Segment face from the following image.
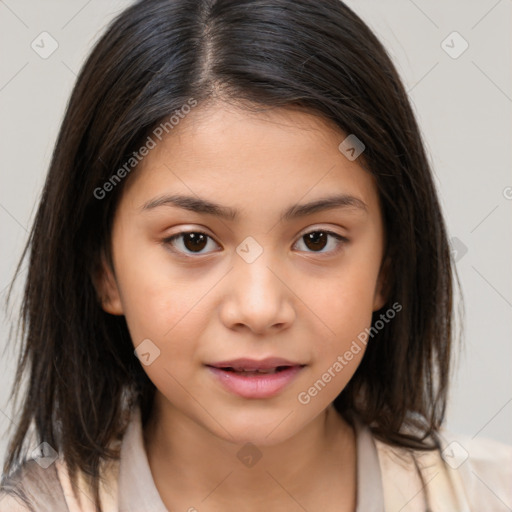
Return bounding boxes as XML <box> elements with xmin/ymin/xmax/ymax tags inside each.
<box><xmin>98</xmin><ymin>103</ymin><xmax>387</xmax><ymax>446</ymax></box>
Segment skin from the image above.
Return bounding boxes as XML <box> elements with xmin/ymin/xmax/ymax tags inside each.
<box><xmin>97</xmin><ymin>102</ymin><xmax>387</xmax><ymax>512</ymax></box>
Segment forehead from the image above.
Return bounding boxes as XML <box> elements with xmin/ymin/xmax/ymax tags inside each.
<box><xmin>120</xmin><ymin>102</ymin><xmax>380</xmax><ymax>219</ymax></box>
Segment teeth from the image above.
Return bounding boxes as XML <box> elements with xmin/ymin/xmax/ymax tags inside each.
<box><xmin>217</xmin><ymin>365</ymin><xmax>294</xmax><ymax>375</ymax></box>
<box><xmin>230</xmin><ymin>367</ymin><xmax>279</xmax><ymax>374</ymax></box>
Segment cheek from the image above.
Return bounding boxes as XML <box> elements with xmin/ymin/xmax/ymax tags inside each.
<box><xmin>307</xmin><ymin>261</ymin><xmax>379</xmax><ymax>339</ymax></box>
<box><xmin>298</xmin><ymin>277</ymin><xmax>373</xmax><ymax>412</ymax></box>
<box><xmin>301</xmin><ymin>246</ymin><xmax>381</xmax><ymax>392</ymax></box>
<box><xmin>116</xmin><ymin>263</ymin><xmax>209</xmax><ymax>397</ymax></box>
<box><xmin>112</xmin><ymin>240</ymin><xmax>205</xmax><ymax>356</ymax></box>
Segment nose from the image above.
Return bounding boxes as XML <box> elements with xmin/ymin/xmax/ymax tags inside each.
<box><xmin>218</xmin><ymin>251</ymin><xmax>296</xmax><ymax>335</ymax></box>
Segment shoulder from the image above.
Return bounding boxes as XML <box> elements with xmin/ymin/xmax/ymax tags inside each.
<box><xmin>373</xmin><ymin>429</ymin><xmax>512</xmax><ymax>511</ymax></box>
<box><xmin>0</xmin><ymin>494</ymin><xmax>32</xmax><ymax>512</ymax></box>
<box><xmin>0</xmin><ymin>458</ymin><xmax>66</xmax><ymax>511</ymax></box>
<box><xmin>442</xmin><ymin>432</ymin><xmax>512</xmax><ymax>509</ymax></box>
<box><xmin>0</xmin><ymin>492</ymin><xmax>34</xmax><ymax>512</ymax></box>
<box><xmin>0</xmin><ymin>456</ymin><xmax>120</xmax><ymax>512</ymax></box>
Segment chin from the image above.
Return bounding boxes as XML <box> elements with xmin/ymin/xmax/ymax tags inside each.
<box><xmin>207</xmin><ymin>410</ymin><xmax>305</xmax><ymax>447</ymax></box>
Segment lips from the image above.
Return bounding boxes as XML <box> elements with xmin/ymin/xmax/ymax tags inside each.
<box><xmin>206</xmin><ymin>357</ymin><xmax>306</xmax><ymax>398</ymax></box>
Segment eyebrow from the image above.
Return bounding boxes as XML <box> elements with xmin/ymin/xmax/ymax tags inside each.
<box><xmin>141</xmin><ymin>193</ymin><xmax>367</xmax><ymax>221</ymax></box>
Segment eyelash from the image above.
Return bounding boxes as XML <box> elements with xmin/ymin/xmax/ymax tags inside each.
<box><xmin>162</xmin><ymin>229</ymin><xmax>348</xmax><ymax>258</ymax></box>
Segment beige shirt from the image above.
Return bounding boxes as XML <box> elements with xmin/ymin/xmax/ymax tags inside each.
<box><xmin>1</xmin><ymin>406</ymin><xmax>511</xmax><ymax>511</ymax></box>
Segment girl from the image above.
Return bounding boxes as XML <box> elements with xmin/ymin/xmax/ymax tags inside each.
<box><xmin>1</xmin><ymin>0</ymin><xmax>511</xmax><ymax>511</ymax></box>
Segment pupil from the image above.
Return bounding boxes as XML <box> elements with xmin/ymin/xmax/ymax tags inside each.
<box><xmin>304</xmin><ymin>231</ymin><xmax>327</xmax><ymax>251</ymax></box>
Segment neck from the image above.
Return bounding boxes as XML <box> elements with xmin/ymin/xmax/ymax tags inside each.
<box><xmin>143</xmin><ymin>394</ymin><xmax>357</xmax><ymax>511</ymax></box>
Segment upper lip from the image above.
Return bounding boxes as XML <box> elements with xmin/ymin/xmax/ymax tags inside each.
<box><xmin>207</xmin><ymin>357</ymin><xmax>304</xmax><ymax>371</ymax></box>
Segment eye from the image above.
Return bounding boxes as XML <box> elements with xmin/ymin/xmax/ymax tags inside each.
<box><xmin>163</xmin><ymin>231</ymin><xmax>220</xmax><ymax>256</ymax></box>
<box><xmin>163</xmin><ymin>229</ymin><xmax>347</xmax><ymax>258</ymax></box>
<box><xmin>293</xmin><ymin>230</ymin><xmax>347</xmax><ymax>254</ymax></box>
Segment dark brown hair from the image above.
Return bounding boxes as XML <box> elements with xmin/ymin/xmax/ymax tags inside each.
<box><xmin>2</xmin><ymin>0</ymin><xmax>460</xmax><ymax>509</ymax></box>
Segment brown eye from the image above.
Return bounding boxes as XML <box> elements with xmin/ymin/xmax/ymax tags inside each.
<box><xmin>304</xmin><ymin>231</ymin><xmax>328</xmax><ymax>251</ymax></box>
<box><xmin>295</xmin><ymin>230</ymin><xmax>347</xmax><ymax>254</ymax></box>
<box><xmin>164</xmin><ymin>231</ymin><xmax>219</xmax><ymax>255</ymax></box>
<box><xmin>182</xmin><ymin>232</ymin><xmax>207</xmax><ymax>252</ymax></box>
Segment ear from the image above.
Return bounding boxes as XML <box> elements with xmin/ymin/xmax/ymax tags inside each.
<box><xmin>372</xmin><ymin>255</ymin><xmax>391</xmax><ymax>312</ymax></box>
<box><xmin>92</xmin><ymin>253</ymin><xmax>124</xmax><ymax>315</ymax></box>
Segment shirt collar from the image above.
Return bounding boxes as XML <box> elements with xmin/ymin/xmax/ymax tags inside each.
<box><xmin>118</xmin><ymin>406</ymin><xmax>168</xmax><ymax>512</ymax></box>
<box><xmin>353</xmin><ymin>414</ymin><xmax>385</xmax><ymax>511</ymax></box>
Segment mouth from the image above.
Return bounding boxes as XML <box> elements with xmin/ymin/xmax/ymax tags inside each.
<box><xmin>205</xmin><ymin>358</ymin><xmax>306</xmax><ymax>398</ymax></box>
<box><xmin>211</xmin><ymin>365</ymin><xmax>297</xmax><ymax>376</ymax></box>
<box><xmin>207</xmin><ymin>357</ymin><xmax>304</xmax><ymax>372</ymax></box>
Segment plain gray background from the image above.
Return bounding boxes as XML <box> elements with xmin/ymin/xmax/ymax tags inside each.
<box><xmin>1</xmin><ymin>0</ymin><xmax>511</xmax><ymax>466</ymax></box>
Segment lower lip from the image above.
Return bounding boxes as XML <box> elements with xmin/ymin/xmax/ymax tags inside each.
<box><xmin>207</xmin><ymin>366</ymin><xmax>304</xmax><ymax>399</ymax></box>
